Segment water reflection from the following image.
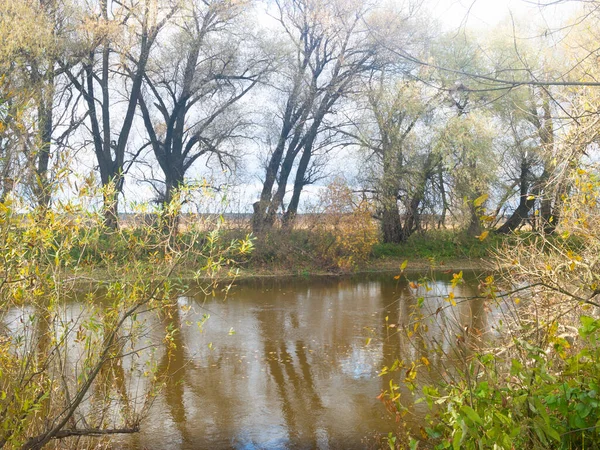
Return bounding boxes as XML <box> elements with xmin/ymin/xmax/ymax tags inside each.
<box><xmin>114</xmin><ymin>272</ymin><xmax>485</xmax><ymax>449</ymax></box>
<box><xmin>2</xmin><ymin>272</ymin><xmax>487</xmax><ymax>449</ymax></box>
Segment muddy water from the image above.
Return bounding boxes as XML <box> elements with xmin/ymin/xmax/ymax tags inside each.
<box><xmin>114</xmin><ymin>271</ymin><xmax>487</xmax><ymax>450</ymax></box>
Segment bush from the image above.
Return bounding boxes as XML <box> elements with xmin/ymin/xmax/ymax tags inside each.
<box><xmin>381</xmin><ymin>315</ymin><xmax>600</xmax><ymax>450</ymax></box>
<box><xmin>378</xmin><ymin>165</ymin><xmax>600</xmax><ymax>449</ymax></box>
<box><xmin>307</xmin><ymin>177</ymin><xmax>379</xmax><ymax>270</ymax></box>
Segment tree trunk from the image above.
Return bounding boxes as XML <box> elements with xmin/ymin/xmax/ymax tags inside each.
<box><xmin>404</xmin><ymin>154</ymin><xmax>437</xmax><ymax>239</ymax></box>
<box><xmin>377</xmin><ymin>140</ymin><xmax>404</xmax><ymax>243</ymax></box>
<box><xmin>103</xmin><ymin>188</ymin><xmax>119</xmax><ymax>231</ymax></box>
<box><xmin>438</xmin><ymin>168</ymin><xmax>447</xmax><ymax>229</ymax></box>
<box><xmin>497</xmin><ymin>161</ymin><xmax>534</xmax><ymax>234</ymax></box>
<box><xmin>467</xmin><ymin>201</ymin><xmax>482</xmax><ymax>237</ymax></box>
<box><xmin>540</xmin><ymin>174</ymin><xmax>568</xmax><ymax>234</ymax></box>
<box><xmin>282</xmin><ymin>125</ymin><xmax>319</xmax><ymax>228</ymax></box>
<box><xmin>381</xmin><ymin>200</ymin><xmax>404</xmax><ymax>243</ymax></box>
<box><xmin>162</xmin><ymin>168</ymin><xmax>185</xmax><ymax>235</ymax></box>
<box><xmin>252</xmin><ymin>92</ymin><xmax>303</xmax><ymax>234</ymax></box>
<box><xmin>35</xmin><ymin>85</ymin><xmax>53</xmax><ymax>212</ymax></box>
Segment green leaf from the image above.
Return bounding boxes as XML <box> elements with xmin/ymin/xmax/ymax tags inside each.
<box><xmin>452</xmin><ymin>428</ymin><xmax>463</xmax><ymax>450</ymax></box>
<box><xmin>460</xmin><ymin>405</ymin><xmax>483</xmax><ymax>426</ymax></box>
<box><xmin>510</xmin><ymin>359</ymin><xmax>523</xmax><ymax>376</ymax></box>
<box><xmin>579</xmin><ymin>315</ymin><xmax>600</xmax><ymax>337</ymax></box>
<box><xmin>535</xmin><ymin>416</ymin><xmax>560</xmax><ymax>442</ymax></box>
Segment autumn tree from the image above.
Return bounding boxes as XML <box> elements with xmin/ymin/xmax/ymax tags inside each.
<box><xmin>0</xmin><ymin>0</ymin><xmax>71</xmax><ymax>209</ymax></box>
<box><xmin>348</xmin><ymin>73</ymin><xmax>441</xmax><ymax>243</ymax></box>
<box><xmin>480</xmin><ymin>28</ymin><xmax>570</xmax><ymax>234</ymax></box>
<box><xmin>138</xmin><ymin>0</ymin><xmax>268</xmax><ymax>229</ymax></box>
<box><xmin>251</xmin><ymin>0</ymin><xmax>389</xmax><ymax>233</ymax></box>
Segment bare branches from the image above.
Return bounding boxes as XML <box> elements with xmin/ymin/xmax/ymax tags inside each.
<box><xmin>136</xmin><ymin>0</ymin><xmax>268</xmax><ymax>209</ymax></box>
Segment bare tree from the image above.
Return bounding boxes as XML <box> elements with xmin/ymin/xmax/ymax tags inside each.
<box><xmin>63</xmin><ymin>0</ymin><xmax>178</xmax><ymax>228</ymax></box>
<box><xmin>137</xmin><ymin>0</ymin><xmax>268</xmax><ymax>227</ymax></box>
<box><xmin>251</xmin><ymin>0</ymin><xmax>386</xmax><ymax>232</ymax></box>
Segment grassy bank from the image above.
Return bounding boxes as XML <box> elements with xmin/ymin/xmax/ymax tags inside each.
<box><xmin>52</xmin><ymin>227</ymin><xmax>497</xmax><ymax>285</ymax></box>
<box><xmin>62</xmin><ymin>226</ymin><xmax>580</xmax><ymax>282</ymax></box>
<box><xmin>56</xmin><ymin>223</ymin><xmax>589</xmax><ymax>286</ymax></box>
<box><xmin>231</xmin><ymin>228</ymin><xmax>583</xmax><ymax>277</ymax></box>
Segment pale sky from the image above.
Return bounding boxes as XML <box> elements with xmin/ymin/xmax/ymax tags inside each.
<box><xmin>430</xmin><ymin>0</ymin><xmax>577</xmax><ymax>31</ymax></box>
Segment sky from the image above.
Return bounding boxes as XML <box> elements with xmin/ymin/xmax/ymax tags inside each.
<box><xmin>430</xmin><ymin>0</ymin><xmax>578</xmax><ymax>30</ymax></box>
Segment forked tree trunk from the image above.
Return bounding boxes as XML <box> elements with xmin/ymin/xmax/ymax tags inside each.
<box><xmin>497</xmin><ymin>161</ymin><xmax>534</xmax><ymax>234</ymax></box>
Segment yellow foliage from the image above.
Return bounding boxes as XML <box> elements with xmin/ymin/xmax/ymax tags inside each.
<box><xmin>310</xmin><ymin>177</ymin><xmax>379</xmax><ymax>269</ymax></box>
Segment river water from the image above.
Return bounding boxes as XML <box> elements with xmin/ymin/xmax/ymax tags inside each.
<box><xmin>109</xmin><ymin>271</ymin><xmax>489</xmax><ymax>450</ymax></box>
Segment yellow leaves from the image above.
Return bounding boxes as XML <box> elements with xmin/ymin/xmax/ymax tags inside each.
<box><xmin>451</xmin><ymin>271</ymin><xmax>463</xmax><ymax>288</ymax></box>
<box><xmin>379</xmin><ymin>359</ymin><xmax>403</xmax><ymax>376</ymax></box>
<box><xmin>420</xmin><ymin>356</ymin><xmax>430</xmax><ymax>367</ymax></box>
<box><xmin>473</xmin><ymin>194</ymin><xmax>488</xmax><ymax>208</ymax></box>
<box><xmin>395</xmin><ymin>261</ymin><xmax>408</xmax><ymax>278</ymax></box>
<box><xmin>476</xmin><ymin>230</ymin><xmax>489</xmax><ymax>241</ymax></box>
<box><xmin>404</xmin><ymin>362</ymin><xmax>417</xmax><ymax>382</ymax></box>
<box><xmin>445</xmin><ymin>291</ymin><xmax>457</xmax><ymax>307</ymax></box>
<box><xmin>13</xmin><ymin>287</ymin><xmax>23</xmax><ymax>302</ymax></box>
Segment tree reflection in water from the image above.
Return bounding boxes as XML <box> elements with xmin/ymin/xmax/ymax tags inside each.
<box><xmin>75</xmin><ymin>272</ymin><xmax>487</xmax><ymax>449</ymax></box>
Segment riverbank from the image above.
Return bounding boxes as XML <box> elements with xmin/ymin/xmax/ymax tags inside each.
<box><xmin>220</xmin><ymin>228</ymin><xmax>500</xmax><ymax>279</ymax></box>
<box><xmin>60</xmin><ymin>258</ymin><xmax>492</xmax><ymax>290</ymax></box>
<box><xmin>230</xmin><ymin>255</ymin><xmax>492</xmax><ymax>280</ymax></box>
<box><xmin>59</xmin><ymin>228</ymin><xmax>502</xmax><ymax>285</ymax></box>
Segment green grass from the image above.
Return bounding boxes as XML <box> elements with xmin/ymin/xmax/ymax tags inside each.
<box><xmin>371</xmin><ymin>229</ymin><xmax>502</xmax><ymax>260</ymax></box>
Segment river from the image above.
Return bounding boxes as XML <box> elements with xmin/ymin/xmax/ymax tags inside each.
<box><xmin>108</xmin><ymin>271</ymin><xmax>490</xmax><ymax>449</ymax></box>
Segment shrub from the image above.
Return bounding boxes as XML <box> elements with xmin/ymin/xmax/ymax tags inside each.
<box><xmin>307</xmin><ymin>177</ymin><xmax>379</xmax><ymax>270</ymax></box>
<box><xmin>378</xmin><ymin>165</ymin><xmax>600</xmax><ymax>449</ymax></box>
